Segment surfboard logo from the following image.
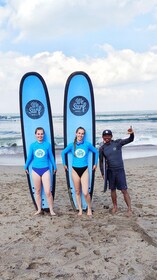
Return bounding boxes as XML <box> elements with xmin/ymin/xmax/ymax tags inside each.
<box><xmin>35</xmin><ymin>149</ymin><xmax>45</xmax><ymax>158</ymax></box>
<box><xmin>75</xmin><ymin>148</ymin><xmax>86</xmax><ymax>158</ymax></box>
<box><xmin>69</xmin><ymin>96</ymin><xmax>89</xmax><ymax>116</ymax></box>
<box><xmin>25</xmin><ymin>100</ymin><xmax>45</xmax><ymax>119</ymax></box>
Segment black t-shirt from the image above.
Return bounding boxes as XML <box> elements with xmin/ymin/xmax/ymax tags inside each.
<box><xmin>99</xmin><ymin>133</ymin><xmax>134</xmax><ymax>174</ymax></box>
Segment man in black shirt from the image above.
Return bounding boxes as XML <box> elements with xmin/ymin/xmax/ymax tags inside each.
<box><xmin>99</xmin><ymin>127</ymin><xmax>134</xmax><ymax>216</ymax></box>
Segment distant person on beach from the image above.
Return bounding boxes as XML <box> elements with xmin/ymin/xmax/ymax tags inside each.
<box><xmin>24</xmin><ymin>127</ymin><xmax>57</xmax><ymax>216</ymax></box>
<box><xmin>61</xmin><ymin>126</ymin><xmax>98</xmax><ymax>216</ymax></box>
<box><xmin>99</xmin><ymin>127</ymin><xmax>134</xmax><ymax>216</ymax></box>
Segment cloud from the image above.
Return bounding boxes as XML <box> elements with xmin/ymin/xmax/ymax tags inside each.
<box><xmin>0</xmin><ymin>46</ymin><xmax>157</xmax><ymax>113</ymax></box>
<box><xmin>90</xmin><ymin>45</ymin><xmax>157</xmax><ymax>86</ymax></box>
<box><xmin>0</xmin><ymin>1</ymin><xmax>157</xmax><ymax>113</ymax></box>
<box><xmin>1</xmin><ymin>0</ymin><xmax>157</xmax><ymax>43</ymax></box>
<box><xmin>146</xmin><ymin>24</ymin><xmax>157</xmax><ymax>31</ymax></box>
<box><xmin>150</xmin><ymin>45</ymin><xmax>157</xmax><ymax>52</ymax></box>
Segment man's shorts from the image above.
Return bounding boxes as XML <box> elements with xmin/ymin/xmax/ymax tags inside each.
<box><xmin>107</xmin><ymin>168</ymin><xmax>127</xmax><ymax>190</ymax></box>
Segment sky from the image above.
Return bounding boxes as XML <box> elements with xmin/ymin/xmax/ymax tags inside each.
<box><xmin>0</xmin><ymin>0</ymin><xmax>157</xmax><ymax>114</ymax></box>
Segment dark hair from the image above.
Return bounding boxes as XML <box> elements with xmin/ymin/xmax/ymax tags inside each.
<box><xmin>75</xmin><ymin>126</ymin><xmax>86</xmax><ymax>134</ymax></box>
<box><xmin>74</xmin><ymin>127</ymin><xmax>85</xmax><ymax>155</ymax></box>
<box><xmin>35</xmin><ymin>127</ymin><xmax>45</xmax><ymax>134</ymax></box>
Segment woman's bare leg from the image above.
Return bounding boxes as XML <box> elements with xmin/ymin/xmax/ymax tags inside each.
<box><xmin>72</xmin><ymin>169</ymin><xmax>82</xmax><ymax>215</ymax></box>
<box><xmin>81</xmin><ymin>169</ymin><xmax>92</xmax><ymax>216</ymax></box>
<box><xmin>32</xmin><ymin>170</ymin><xmax>42</xmax><ymax>215</ymax></box>
<box><xmin>42</xmin><ymin>170</ymin><xmax>56</xmax><ymax>215</ymax></box>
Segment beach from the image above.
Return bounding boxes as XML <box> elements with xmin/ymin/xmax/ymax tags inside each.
<box><xmin>0</xmin><ymin>157</ymin><xmax>157</xmax><ymax>280</ymax></box>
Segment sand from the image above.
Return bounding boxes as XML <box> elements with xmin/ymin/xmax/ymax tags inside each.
<box><xmin>0</xmin><ymin>157</ymin><xmax>157</xmax><ymax>280</ymax></box>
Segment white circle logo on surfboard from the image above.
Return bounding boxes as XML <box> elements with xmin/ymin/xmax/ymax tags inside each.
<box><xmin>75</xmin><ymin>149</ymin><xmax>86</xmax><ymax>158</ymax></box>
<box><xmin>25</xmin><ymin>100</ymin><xmax>45</xmax><ymax>119</ymax></box>
<box><xmin>69</xmin><ymin>96</ymin><xmax>89</xmax><ymax>116</ymax></box>
<box><xmin>35</xmin><ymin>149</ymin><xmax>45</xmax><ymax>158</ymax></box>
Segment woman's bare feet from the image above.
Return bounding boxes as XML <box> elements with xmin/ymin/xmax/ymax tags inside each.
<box><xmin>34</xmin><ymin>209</ymin><xmax>42</xmax><ymax>216</ymax></box>
<box><xmin>87</xmin><ymin>208</ymin><xmax>92</xmax><ymax>216</ymax></box>
<box><xmin>78</xmin><ymin>210</ymin><xmax>83</xmax><ymax>216</ymax></box>
<box><xmin>50</xmin><ymin>210</ymin><xmax>56</xmax><ymax>216</ymax></box>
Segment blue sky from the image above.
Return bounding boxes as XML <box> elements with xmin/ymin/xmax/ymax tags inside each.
<box><xmin>0</xmin><ymin>0</ymin><xmax>157</xmax><ymax>113</ymax></box>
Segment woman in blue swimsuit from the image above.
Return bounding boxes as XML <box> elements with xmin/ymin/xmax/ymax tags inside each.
<box><xmin>62</xmin><ymin>127</ymin><xmax>98</xmax><ymax>216</ymax></box>
<box><xmin>24</xmin><ymin>127</ymin><xmax>57</xmax><ymax>216</ymax></box>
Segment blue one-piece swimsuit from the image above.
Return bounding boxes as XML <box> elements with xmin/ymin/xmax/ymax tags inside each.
<box><xmin>24</xmin><ymin>141</ymin><xmax>57</xmax><ymax>176</ymax></box>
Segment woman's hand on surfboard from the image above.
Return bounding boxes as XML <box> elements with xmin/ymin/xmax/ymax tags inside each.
<box><xmin>64</xmin><ymin>165</ymin><xmax>68</xmax><ymax>171</ymax></box>
<box><xmin>25</xmin><ymin>169</ymin><xmax>29</xmax><ymax>174</ymax></box>
<box><xmin>92</xmin><ymin>165</ymin><xmax>97</xmax><ymax>171</ymax></box>
<box><xmin>53</xmin><ymin>169</ymin><xmax>57</xmax><ymax>174</ymax></box>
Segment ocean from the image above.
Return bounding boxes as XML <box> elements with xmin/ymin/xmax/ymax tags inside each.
<box><xmin>0</xmin><ymin>110</ymin><xmax>157</xmax><ymax>165</ymax></box>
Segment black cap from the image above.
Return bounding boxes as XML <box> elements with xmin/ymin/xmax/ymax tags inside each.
<box><xmin>102</xmin><ymin>129</ymin><xmax>112</xmax><ymax>136</ymax></box>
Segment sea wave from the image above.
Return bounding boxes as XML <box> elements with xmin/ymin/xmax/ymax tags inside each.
<box><xmin>96</xmin><ymin>113</ymin><xmax>157</xmax><ymax>122</ymax></box>
<box><xmin>1</xmin><ymin>111</ymin><xmax>157</xmax><ymax>122</ymax></box>
<box><xmin>0</xmin><ymin>111</ymin><xmax>157</xmax><ymax>154</ymax></box>
<box><xmin>96</xmin><ymin>117</ymin><xmax>157</xmax><ymax>122</ymax></box>
<box><xmin>0</xmin><ymin>114</ymin><xmax>20</xmax><ymax>121</ymax></box>
<box><xmin>1</xmin><ymin>144</ymin><xmax>157</xmax><ymax>166</ymax></box>
<box><xmin>1</xmin><ymin>135</ymin><xmax>157</xmax><ymax>150</ymax></box>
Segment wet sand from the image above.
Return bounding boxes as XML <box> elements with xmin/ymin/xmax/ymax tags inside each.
<box><xmin>0</xmin><ymin>157</ymin><xmax>157</xmax><ymax>280</ymax></box>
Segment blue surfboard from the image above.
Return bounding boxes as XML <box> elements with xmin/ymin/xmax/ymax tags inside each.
<box><xmin>19</xmin><ymin>72</ymin><xmax>56</xmax><ymax>211</ymax></box>
<box><xmin>63</xmin><ymin>71</ymin><xmax>96</xmax><ymax>211</ymax></box>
